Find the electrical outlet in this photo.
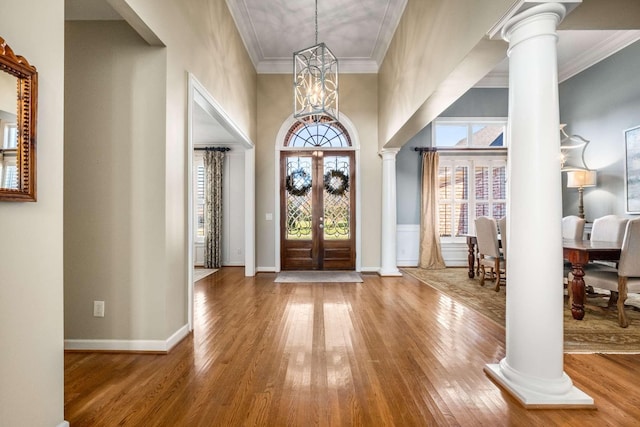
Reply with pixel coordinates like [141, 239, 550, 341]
[93, 300, 105, 317]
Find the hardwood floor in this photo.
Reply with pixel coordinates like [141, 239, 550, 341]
[65, 267, 640, 426]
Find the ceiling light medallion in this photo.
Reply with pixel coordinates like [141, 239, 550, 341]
[293, 0, 339, 123]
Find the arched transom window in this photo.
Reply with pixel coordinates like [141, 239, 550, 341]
[285, 120, 351, 148]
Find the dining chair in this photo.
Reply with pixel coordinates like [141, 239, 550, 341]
[474, 216, 504, 292]
[498, 216, 507, 262]
[581, 218, 640, 327]
[562, 215, 586, 240]
[588, 214, 630, 270]
[590, 215, 629, 242]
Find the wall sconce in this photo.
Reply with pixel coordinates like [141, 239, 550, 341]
[560, 125, 590, 171]
[566, 170, 597, 219]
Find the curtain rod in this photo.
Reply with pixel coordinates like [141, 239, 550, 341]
[413, 147, 507, 153]
[194, 147, 231, 152]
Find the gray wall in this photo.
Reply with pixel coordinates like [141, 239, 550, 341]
[559, 39, 640, 220]
[398, 36, 640, 226]
[396, 88, 509, 224]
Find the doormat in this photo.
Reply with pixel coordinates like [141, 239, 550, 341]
[193, 268, 218, 282]
[275, 271, 363, 283]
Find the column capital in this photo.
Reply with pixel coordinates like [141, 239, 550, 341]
[379, 148, 400, 159]
[487, 1, 580, 40]
[501, 3, 566, 51]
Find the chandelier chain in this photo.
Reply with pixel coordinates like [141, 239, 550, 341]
[315, 0, 318, 45]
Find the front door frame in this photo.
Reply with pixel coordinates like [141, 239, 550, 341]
[274, 114, 361, 272]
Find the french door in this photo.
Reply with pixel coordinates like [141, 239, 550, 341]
[280, 150, 355, 270]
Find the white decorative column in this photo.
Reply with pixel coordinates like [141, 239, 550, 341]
[379, 148, 402, 276]
[484, 3, 593, 407]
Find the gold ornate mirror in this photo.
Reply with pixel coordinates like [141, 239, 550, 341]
[0, 36, 37, 201]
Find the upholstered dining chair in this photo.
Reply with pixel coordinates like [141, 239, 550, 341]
[588, 214, 629, 270]
[581, 218, 640, 327]
[562, 215, 586, 240]
[475, 216, 504, 292]
[590, 215, 629, 242]
[498, 216, 507, 262]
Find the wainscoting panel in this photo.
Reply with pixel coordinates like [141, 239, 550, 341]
[397, 224, 420, 267]
[397, 224, 469, 267]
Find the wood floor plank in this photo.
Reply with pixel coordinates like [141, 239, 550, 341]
[65, 267, 640, 426]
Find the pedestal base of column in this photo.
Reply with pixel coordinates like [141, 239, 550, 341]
[484, 364, 594, 408]
[378, 268, 402, 277]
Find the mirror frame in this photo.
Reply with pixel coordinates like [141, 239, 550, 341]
[0, 36, 37, 201]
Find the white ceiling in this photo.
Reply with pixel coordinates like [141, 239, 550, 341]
[226, 0, 407, 73]
[65, 0, 640, 142]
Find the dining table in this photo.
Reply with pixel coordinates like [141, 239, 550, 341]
[563, 238, 622, 320]
[465, 236, 622, 320]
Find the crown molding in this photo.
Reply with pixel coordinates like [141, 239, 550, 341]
[257, 58, 379, 74]
[225, 0, 261, 69]
[371, 0, 408, 65]
[558, 30, 640, 82]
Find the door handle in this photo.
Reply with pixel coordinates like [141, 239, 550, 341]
[319, 224, 324, 229]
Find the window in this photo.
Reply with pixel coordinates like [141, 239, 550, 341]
[434, 118, 507, 238]
[285, 121, 351, 148]
[194, 156, 205, 242]
[434, 118, 505, 149]
[1, 121, 18, 188]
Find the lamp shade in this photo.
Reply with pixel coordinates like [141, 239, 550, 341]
[566, 170, 597, 188]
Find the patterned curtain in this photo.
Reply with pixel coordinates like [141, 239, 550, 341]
[419, 151, 446, 269]
[203, 150, 225, 268]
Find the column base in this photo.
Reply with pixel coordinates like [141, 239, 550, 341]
[484, 364, 595, 408]
[378, 268, 403, 277]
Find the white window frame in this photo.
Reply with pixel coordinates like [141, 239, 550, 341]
[434, 117, 508, 243]
[433, 117, 508, 150]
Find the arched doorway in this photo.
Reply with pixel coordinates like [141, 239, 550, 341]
[279, 119, 356, 270]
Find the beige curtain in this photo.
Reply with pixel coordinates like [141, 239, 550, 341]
[419, 151, 446, 269]
[203, 150, 225, 269]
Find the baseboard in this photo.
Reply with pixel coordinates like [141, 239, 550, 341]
[64, 324, 190, 353]
[166, 324, 191, 351]
[256, 266, 277, 272]
[360, 266, 381, 273]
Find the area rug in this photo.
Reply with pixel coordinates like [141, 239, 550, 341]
[193, 268, 218, 282]
[275, 271, 363, 283]
[402, 267, 640, 353]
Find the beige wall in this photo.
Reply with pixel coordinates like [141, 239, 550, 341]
[378, 0, 514, 148]
[256, 74, 381, 270]
[118, 0, 257, 334]
[64, 0, 257, 344]
[0, 0, 65, 425]
[65, 21, 168, 340]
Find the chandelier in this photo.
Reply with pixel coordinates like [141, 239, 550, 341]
[293, 0, 339, 123]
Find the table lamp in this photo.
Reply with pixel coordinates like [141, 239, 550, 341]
[566, 170, 597, 219]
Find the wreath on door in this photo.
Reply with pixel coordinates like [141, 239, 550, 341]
[285, 168, 312, 197]
[324, 169, 349, 196]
